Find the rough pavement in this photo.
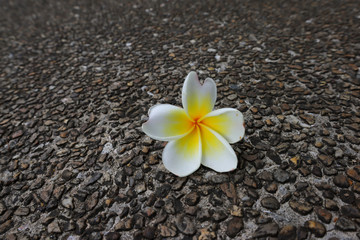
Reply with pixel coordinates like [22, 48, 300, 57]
[1, 0, 360, 239]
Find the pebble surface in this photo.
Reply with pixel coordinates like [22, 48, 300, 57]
[0, 0, 359, 239]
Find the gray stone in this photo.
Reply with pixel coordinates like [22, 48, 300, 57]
[39, 183, 54, 203]
[253, 222, 279, 238]
[85, 192, 99, 211]
[226, 217, 243, 238]
[318, 155, 334, 167]
[48, 221, 61, 233]
[185, 191, 200, 206]
[175, 214, 195, 235]
[261, 196, 280, 210]
[325, 199, 339, 211]
[278, 225, 297, 240]
[289, 200, 313, 215]
[61, 196, 74, 209]
[105, 232, 121, 240]
[143, 226, 156, 239]
[14, 207, 30, 216]
[273, 169, 290, 183]
[135, 182, 146, 194]
[86, 172, 103, 185]
[159, 224, 177, 237]
[347, 167, 360, 181]
[314, 207, 332, 224]
[335, 217, 356, 231]
[0, 220, 12, 234]
[304, 220, 326, 237]
[0, 202, 5, 215]
[61, 169, 74, 180]
[333, 174, 350, 188]
[341, 205, 360, 218]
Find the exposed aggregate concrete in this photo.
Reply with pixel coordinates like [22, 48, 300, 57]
[0, 0, 360, 239]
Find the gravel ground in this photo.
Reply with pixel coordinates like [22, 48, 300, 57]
[1, 0, 360, 239]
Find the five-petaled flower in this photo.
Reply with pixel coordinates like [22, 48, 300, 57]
[142, 71, 245, 177]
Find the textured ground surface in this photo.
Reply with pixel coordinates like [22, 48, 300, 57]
[1, 0, 360, 239]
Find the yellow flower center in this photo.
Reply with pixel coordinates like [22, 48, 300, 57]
[192, 117, 202, 128]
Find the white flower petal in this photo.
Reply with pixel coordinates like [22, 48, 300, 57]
[201, 108, 245, 143]
[142, 104, 193, 141]
[199, 124, 238, 172]
[162, 126, 202, 177]
[182, 71, 217, 120]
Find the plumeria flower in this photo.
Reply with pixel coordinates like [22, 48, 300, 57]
[142, 71, 245, 177]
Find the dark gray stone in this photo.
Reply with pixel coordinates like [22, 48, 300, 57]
[261, 196, 280, 210]
[175, 214, 195, 235]
[253, 222, 279, 238]
[226, 217, 243, 238]
[335, 217, 357, 231]
[86, 172, 103, 185]
[341, 205, 360, 218]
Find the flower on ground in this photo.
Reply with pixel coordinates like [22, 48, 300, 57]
[142, 71, 245, 177]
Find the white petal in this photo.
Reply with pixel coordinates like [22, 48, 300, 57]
[142, 104, 193, 141]
[162, 126, 202, 177]
[201, 108, 245, 143]
[182, 71, 217, 120]
[199, 124, 238, 172]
